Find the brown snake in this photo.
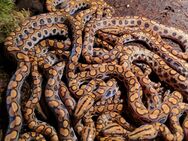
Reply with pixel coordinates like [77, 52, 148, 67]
[3, 0, 188, 140]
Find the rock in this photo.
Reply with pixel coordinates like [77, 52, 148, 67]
[15, 0, 44, 15]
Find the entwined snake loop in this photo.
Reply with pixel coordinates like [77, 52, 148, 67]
[3, 0, 188, 140]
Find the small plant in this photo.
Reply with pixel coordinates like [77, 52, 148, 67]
[0, 0, 30, 43]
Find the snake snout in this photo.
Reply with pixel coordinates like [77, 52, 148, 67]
[81, 126, 96, 141]
[128, 124, 158, 140]
[74, 95, 94, 120]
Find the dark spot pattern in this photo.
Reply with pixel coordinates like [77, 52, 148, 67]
[153, 26, 158, 31]
[144, 23, 149, 28]
[40, 19, 45, 24]
[27, 42, 32, 46]
[172, 32, 177, 36]
[137, 20, 141, 25]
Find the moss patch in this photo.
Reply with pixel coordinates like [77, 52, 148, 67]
[0, 0, 30, 43]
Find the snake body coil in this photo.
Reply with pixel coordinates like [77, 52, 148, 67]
[3, 0, 188, 140]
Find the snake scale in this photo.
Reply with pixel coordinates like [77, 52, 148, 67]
[2, 0, 188, 140]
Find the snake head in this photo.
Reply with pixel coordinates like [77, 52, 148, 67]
[74, 94, 94, 120]
[128, 124, 158, 140]
[102, 122, 129, 137]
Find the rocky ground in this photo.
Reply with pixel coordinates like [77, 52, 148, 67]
[107, 0, 188, 32]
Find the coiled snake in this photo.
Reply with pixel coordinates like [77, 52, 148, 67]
[3, 0, 188, 140]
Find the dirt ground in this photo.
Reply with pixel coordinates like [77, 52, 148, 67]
[107, 0, 188, 32]
[0, 0, 188, 139]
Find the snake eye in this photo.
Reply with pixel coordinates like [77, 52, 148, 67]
[43, 49, 47, 53]
[159, 117, 167, 123]
[106, 91, 111, 97]
[104, 91, 112, 99]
